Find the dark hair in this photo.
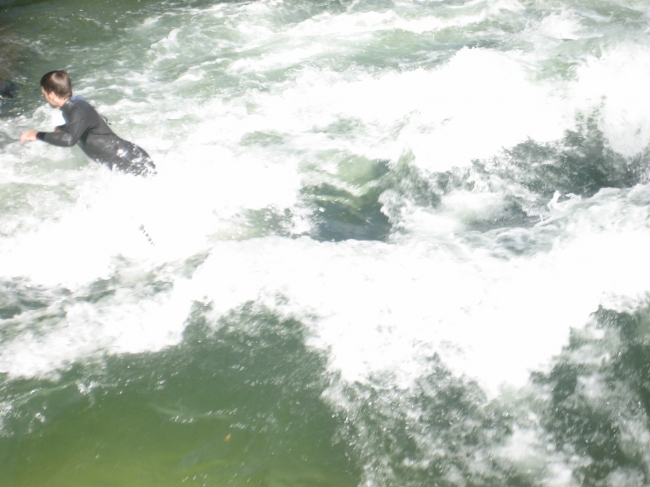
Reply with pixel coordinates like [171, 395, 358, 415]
[40, 70, 72, 98]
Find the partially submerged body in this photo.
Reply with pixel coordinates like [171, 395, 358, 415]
[20, 71, 155, 176]
[38, 96, 155, 176]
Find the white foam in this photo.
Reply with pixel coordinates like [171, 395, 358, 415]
[221, 48, 570, 172]
[0, 284, 192, 379]
[539, 11, 581, 40]
[165, 185, 650, 395]
[572, 46, 650, 157]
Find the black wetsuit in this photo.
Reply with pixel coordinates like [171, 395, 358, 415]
[36, 97, 155, 176]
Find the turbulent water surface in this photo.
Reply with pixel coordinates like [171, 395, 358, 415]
[2, 0, 650, 485]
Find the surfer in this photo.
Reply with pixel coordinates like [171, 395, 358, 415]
[20, 71, 155, 176]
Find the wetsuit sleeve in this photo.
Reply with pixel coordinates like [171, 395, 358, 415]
[39, 105, 85, 147]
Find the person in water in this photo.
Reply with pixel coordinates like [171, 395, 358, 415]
[20, 70, 155, 176]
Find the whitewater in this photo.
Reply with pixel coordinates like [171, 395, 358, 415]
[1, 0, 650, 485]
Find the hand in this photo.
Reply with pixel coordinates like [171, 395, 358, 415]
[20, 130, 38, 144]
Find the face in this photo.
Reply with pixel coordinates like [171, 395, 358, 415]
[41, 87, 65, 108]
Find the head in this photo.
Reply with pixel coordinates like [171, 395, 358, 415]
[40, 70, 72, 108]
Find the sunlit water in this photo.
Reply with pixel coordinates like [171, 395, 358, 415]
[2, 0, 650, 485]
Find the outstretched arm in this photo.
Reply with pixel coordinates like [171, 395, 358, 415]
[20, 126, 64, 144]
[20, 104, 84, 147]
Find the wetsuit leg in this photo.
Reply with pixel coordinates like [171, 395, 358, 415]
[82, 135, 156, 176]
[115, 141, 156, 176]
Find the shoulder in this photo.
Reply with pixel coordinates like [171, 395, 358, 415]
[66, 96, 90, 108]
[63, 96, 96, 116]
